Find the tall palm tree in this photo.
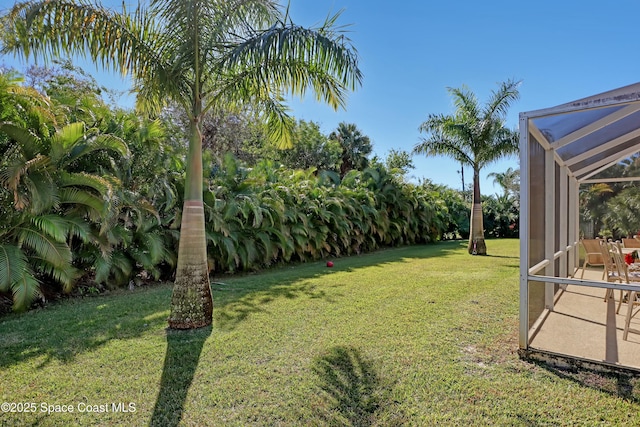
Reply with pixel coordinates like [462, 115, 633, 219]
[2, 0, 361, 328]
[329, 122, 372, 178]
[414, 80, 520, 255]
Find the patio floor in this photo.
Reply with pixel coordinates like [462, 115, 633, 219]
[528, 267, 640, 372]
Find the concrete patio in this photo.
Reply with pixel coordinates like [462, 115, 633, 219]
[528, 267, 640, 372]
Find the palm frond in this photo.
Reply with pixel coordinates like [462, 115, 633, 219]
[111, 250, 133, 282]
[17, 225, 72, 268]
[77, 133, 130, 161]
[94, 254, 111, 285]
[0, 121, 42, 158]
[483, 79, 521, 120]
[138, 231, 168, 265]
[0, 244, 29, 292]
[413, 115, 474, 165]
[23, 171, 58, 214]
[11, 270, 41, 312]
[6, 1, 169, 109]
[60, 214, 93, 243]
[30, 256, 78, 291]
[59, 171, 113, 198]
[220, 17, 361, 108]
[0, 151, 52, 211]
[5, 1, 140, 70]
[58, 187, 106, 216]
[94, 250, 132, 287]
[52, 124, 129, 167]
[30, 214, 71, 243]
[133, 198, 161, 228]
[447, 85, 479, 120]
[50, 122, 84, 160]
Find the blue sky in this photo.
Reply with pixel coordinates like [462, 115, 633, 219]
[3, 0, 640, 194]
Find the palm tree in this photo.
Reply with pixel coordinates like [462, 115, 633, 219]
[414, 80, 520, 255]
[2, 0, 361, 328]
[487, 167, 520, 198]
[329, 122, 372, 178]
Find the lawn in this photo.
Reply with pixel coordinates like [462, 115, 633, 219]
[1, 239, 639, 426]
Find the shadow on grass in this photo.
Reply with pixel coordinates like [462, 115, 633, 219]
[0, 241, 464, 367]
[215, 280, 331, 330]
[532, 360, 640, 403]
[0, 285, 173, 369]
[212, 241, 463, 331]
[486, 254, 519, 259]
[309, 346, 406, 426]
[150, 326, 212, 427]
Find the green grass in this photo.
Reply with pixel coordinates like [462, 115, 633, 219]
[1, 239, 639, 426]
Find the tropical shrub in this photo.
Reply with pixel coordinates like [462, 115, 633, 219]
[0, 120, 128, 310]
[201, 156, 449, 273]
[421, 180, 469, 240]
[482, 193, 519, 238]
[602, 186, 640, 238]
[0, 70, 181, 310]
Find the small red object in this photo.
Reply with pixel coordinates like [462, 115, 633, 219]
[326, 261, 334, 267]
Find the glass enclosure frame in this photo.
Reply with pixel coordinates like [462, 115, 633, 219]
[519, 82, 640, 371]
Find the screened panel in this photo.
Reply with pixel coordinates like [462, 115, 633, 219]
[528, 134, 546, 328]
[531, 106, 624, 144]
[555, 110, 640, 165]
[572, 136, 640, 177]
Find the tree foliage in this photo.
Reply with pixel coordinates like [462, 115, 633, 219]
[329, 122, 372, 178]
[385, 149, 415, 176]
[269, 120, 341, 172]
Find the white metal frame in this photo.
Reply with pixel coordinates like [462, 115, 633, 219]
[519, 82, 640, 367]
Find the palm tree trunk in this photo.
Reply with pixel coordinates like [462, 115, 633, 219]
[468, 168, 487, 255]
[168, 115, 213, 329]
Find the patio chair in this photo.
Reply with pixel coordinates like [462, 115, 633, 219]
[580, 238, 605, 279]
[608, 242, 640, 340]
[622, 238, 640, 248]
[623, 288, 640, 340]
[601, 240, 624, 311]
[609, 242, 640, 318]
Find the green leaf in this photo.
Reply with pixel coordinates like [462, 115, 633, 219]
[0, 244, 29, 292]
[17, 226, 72, 268]
[31, 214, 71, 243]
[59, 187, 106, 216]
[11, 271, 41, 312]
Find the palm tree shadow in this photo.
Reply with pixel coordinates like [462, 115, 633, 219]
[311, 346, 379, 426]
[309, 346, 406, 426]
[150, 326, 212, 427]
